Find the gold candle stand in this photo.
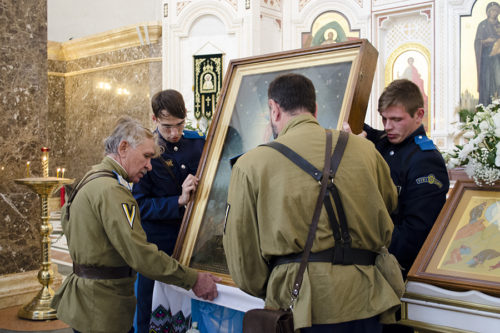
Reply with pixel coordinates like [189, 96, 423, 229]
[14, 177, 74, 320]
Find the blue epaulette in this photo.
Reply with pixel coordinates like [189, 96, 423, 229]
[414, 135, 436, 151]
[112, 170, 133, 191]
[183, 129, 205, 139]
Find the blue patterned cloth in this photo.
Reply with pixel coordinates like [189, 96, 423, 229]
[149, 305, 191, 333]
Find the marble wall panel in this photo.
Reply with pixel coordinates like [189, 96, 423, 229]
[48, 59, 67, 73]
[0, 0, 48, 275]
[48, 62, 67, 169]
[63, 57, 161, 181]
[148, 59, 162, 98]
[0, 193, 41, 274]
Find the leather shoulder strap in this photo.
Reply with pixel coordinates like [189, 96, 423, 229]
[65, 170, 116, 219]
[261, 131, 350, 183]
[329, 131, 349, 178]
[258, 131, 350, 308]
[260, 141, 322, 182]
[291, 131, 349, 308]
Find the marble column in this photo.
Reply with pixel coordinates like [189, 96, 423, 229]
[0, 0, 48, 276]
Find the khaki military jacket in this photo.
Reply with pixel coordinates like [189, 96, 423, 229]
[51, 157, 198, 333]
[223, 114, 400, 329]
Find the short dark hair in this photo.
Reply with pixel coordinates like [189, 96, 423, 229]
[487, 2, 500, 13]
[268, 73, 316, 114]
[151, 89, 186, 119]
[378, 79, 423, 117]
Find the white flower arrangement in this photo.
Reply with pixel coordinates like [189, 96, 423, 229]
[185, 114, 210, 137]
[445, 99, 500, 186]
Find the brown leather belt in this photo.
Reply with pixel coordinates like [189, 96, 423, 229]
[73, 263, 135, 279]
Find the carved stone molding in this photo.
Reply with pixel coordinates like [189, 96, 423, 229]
[48, 22, 162, 61]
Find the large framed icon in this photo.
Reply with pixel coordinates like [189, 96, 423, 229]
[173, 39, 378, 285]
[408, 179, 500, 297]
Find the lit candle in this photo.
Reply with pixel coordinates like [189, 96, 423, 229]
[26, 161, 30, 177]
[62, 168, 66, 178]
[56, 168, 61, 178]
[41, 147, 50, 178]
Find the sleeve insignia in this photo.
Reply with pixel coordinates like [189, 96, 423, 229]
[416, 174, 443, 188]
[223, 203, 230, 234]
[122, 203, 136, 228]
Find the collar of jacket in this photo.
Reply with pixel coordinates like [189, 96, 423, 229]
[155, 129, 186, 149]
[102, 156, 129, 182]
[278, 113, 319, 137]
[388, 124, 426, 147]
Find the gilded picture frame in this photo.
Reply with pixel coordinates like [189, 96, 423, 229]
[173, 40, 378, 285]
[408, 179, 500, 297]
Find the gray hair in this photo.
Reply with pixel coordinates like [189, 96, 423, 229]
[104, 116, 159, 155]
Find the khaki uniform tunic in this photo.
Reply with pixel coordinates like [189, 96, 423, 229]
[223, 114, 401, 329]
[52, 157, 198, 333]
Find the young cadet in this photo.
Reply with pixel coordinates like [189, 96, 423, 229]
[363, 79, 449, 279]
[353, 79, 450, 333]
[132, 90, 205, 333]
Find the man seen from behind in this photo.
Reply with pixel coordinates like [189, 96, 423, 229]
[223, 73, 402, 333]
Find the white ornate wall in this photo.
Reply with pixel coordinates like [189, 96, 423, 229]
[436, 0, 477, 149]
[372, 3, 434, 131]
[162, 0, 286, 120]
[161, 0, 484, 150]
[162, 0, 243, 115]
[260, 0, 283, 54]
